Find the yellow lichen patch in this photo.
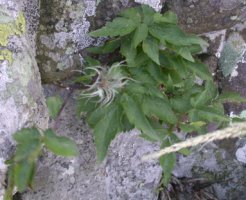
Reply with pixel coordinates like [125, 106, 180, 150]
[0, 49, 13, 64]
[0, 12, 26, 64]
[0, 12, 26, 46]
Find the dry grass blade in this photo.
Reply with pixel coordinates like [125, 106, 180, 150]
[142, 122, 246, 161]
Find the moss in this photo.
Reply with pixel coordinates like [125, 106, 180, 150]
[0, 12, 26, 64]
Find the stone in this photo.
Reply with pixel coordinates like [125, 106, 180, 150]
[22, 86, 162, 200]
[0, 0, 48, 199]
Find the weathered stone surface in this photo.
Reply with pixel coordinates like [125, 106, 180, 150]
[36, 0, 99, 83]
[0, 0, 48, 199]
[166, 0, 246, 33]
[172, 138, 246, 200]
[22, 86, 162, 200]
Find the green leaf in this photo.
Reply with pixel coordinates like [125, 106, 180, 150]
[76, 98, 97, 116]
[14, 128, 41, 143]
[132, 23, 148, 48]
[142, 96, 177, 124]
[153, 11, 178, 24]
[87, 103, 115, 127]
[89, 17, 137, 37]
[46, 96, 63, 119]
[121, 93, 161, 141]
[159, 140, 176, 185]
[44, 129, 79, 157]
[142, 37, 160, 65]
[180, 121, 206, 132]
[141, 4, 155, 25]
[149, 23, 207, 47]
[217, 92, 246, 103]
[93, 104, 123, 161]
[119, 7, 141, 25]
[87, 39, 121, 54]
[14, 140, 42, 162]
[83, 56, 101, 66]
[184, 61, 212, 81]
[177, 47, 194, 62]
[196, 107, 229, 122]
[14, 161, 34, 192]
[170, 95, 191, 113]
[120, 37, 137, 66]
[159, 153, 176, 185]
[191, 81, 217, 108]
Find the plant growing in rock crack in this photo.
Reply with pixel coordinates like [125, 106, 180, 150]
[4, 96, 79, 200]
[77, 4, 246, 185]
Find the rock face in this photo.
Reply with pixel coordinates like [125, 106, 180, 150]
[22, 86, 162, 200]
[1, 0, 246, 200]
[0, 0, 48, 199]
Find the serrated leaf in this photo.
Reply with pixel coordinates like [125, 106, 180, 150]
[142, 37, 160, 64]
[14, 128, 41, 143]
[196, 107, 229, 122]
[89, 17, 137, 37]
[142, 96, 177, 124]
[44, 129, 79, 157]
[217, 92, 246, 103]
[76, 98, 97, 116]
[87, 39, 121, 54]
[14, 140, 42, 162]
[120, 37, 137, 66]
[154, 11, 178, 24]
[87, 103, 115, 127]
[14, 161, 34, 192]
[177, 47, 194, 62]
[141, 4, 155, 25]
[132, 23, 148, 48]
[119, 7, 141, 25]
[170, 95, 191, 113]
[121, 93, 161, 141]
[93, 104, 122, 161]
[180, 121, 206, 132]
[159, 140, 176, 185]
[160, 153, 176, 184]
[83, 56, 101, 66]
[149, 23, 207, 47]
[191, 81, 217, 108]
[46, 96, 63, 119]
[184, 61, 212, 81]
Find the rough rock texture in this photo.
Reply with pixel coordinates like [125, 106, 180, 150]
[166, 0, 246, 33]
[22, 86, 162, 200]
[172, 138, 246, 200]
[0, 0, 48, 199]
[2, 0, 246, 200]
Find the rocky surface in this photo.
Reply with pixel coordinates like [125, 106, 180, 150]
[22, 86, 162, 200]
[0, 0, 48, 199]
[1, 0, 246, 200]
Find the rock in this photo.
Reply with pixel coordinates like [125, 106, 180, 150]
[173, 140, 246, 200]
[22, 86, 162, 200]
[166, 0, 246, 33]
[0, 0, 48, 199]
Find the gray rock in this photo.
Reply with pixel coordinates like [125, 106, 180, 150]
[22, 86, 162, 200]
[0, 0, 48, 198]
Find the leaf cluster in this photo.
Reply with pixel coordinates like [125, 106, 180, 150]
[4, 97, 78, 200]
[78, 5, 246, 185]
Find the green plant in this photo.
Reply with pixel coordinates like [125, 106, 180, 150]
[4, 96, 78, 200]
[77, 5, 246, 185]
